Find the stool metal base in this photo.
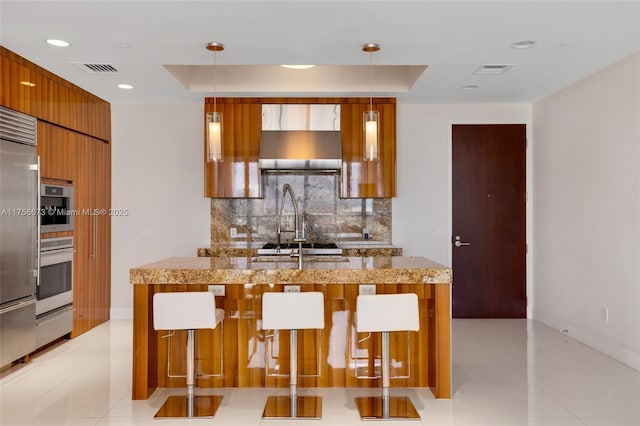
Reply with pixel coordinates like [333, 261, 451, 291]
[154, 395, 223, 419]
[354, 396, 420, 421]
[262, 395, 322, 420]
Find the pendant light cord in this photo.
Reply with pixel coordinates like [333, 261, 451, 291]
[369, 50, 373, 111]
[213, 50, 217, 112]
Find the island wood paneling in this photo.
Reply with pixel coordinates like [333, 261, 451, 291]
[132, 285, 158, 400]
[132, 283, 451, 399]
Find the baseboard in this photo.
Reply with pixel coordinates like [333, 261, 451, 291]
[110, 308, 133, 320]
[533, 307, 640, 371]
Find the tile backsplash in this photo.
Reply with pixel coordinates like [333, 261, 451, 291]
[211, 173, 391, 245]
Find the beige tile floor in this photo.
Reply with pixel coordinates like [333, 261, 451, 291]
[1, 319, 639, 425]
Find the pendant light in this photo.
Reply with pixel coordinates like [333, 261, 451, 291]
[206, 42, 224, 162]
[363, 43, 380, 161]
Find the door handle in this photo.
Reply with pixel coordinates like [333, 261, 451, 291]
[454, 236, 470, 247]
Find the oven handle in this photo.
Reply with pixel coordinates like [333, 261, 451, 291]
[40, 248, 74, 267]
[36, 305, 73, 326]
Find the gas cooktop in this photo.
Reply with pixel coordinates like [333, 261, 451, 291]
[257, 242, 342, 256]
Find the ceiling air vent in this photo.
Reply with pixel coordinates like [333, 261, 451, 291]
[474, 64, 513, 75]
[71, 62, 119, 74]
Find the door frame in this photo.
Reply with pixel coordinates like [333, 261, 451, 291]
[447, 119, 533, 318]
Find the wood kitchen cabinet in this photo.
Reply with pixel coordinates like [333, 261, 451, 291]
[3, 46, 112, 338]
[37, 121, 77, 182]
[1, 47, 111, 141]
[38, 126, 111, 337]
[340, 98, 397, 198]
[203, 97, 396, 198]
[204, 98, 262, 198]
[73, 135, 111, 337]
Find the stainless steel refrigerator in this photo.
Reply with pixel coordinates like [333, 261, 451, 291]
[0, 106, 38, 367]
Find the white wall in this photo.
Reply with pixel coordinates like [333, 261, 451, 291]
[533, 53, 640, 370]
[393, 103, 532, 266]
[110, 104, 210, 319]
[109, 103, 533, 318]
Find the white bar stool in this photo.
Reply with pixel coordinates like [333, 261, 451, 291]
[153, 291, 225, 419]
[261, 291, 325, 420]
[354, 293, 421, 421]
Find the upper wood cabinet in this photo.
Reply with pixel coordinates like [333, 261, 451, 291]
[203, 97, 396, 199]
[204, 98, 262, 198]
[340, 98, 396, 198]
[1, 47, 111, 141]
[37, 121, 77, 182]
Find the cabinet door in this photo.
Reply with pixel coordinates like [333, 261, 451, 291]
[204, 100, 261, 198]
[37, 122, 76, 182]
[73, 135, 110, 337]
[73, 135, 94, 336]
[340, 100, 396, 198]
[94, 140, 111, 322]
[1, 56, 29, 114]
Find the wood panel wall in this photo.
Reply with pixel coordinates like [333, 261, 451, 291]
[1, 46, 112, 338]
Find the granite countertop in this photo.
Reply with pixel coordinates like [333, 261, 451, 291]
[130, 256, 451, 285]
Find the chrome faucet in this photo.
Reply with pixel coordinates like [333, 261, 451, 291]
[276, 183, 306, 268]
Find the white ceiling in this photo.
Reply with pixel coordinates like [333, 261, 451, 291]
[1, 1, 639, 104]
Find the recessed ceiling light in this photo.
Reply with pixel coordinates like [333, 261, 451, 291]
[20, 81, 36, 87]
[118, 84, 134, 90]
[46, 39, 70, 47]
[281, 65, 315, 70]
[462, 85, 479, 91]
[511, 40, 535, 49]
[118, 43, 130, 48]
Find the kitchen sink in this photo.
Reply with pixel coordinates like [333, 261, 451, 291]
[257, 242, 342, 256]
[251, 256, 349, 263]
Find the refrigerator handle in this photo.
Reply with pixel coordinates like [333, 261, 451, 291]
[36, 155, 41, 286]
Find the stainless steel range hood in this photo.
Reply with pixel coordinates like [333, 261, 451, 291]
[259, 104, 342, 171]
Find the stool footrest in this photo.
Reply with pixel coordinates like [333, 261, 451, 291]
[262, 395, 322, 420]
[354, 396, 420, 421]
[154, 395, 223, 419]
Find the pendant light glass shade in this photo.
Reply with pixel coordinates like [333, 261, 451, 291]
[206, 111, 223, 162]
[362, 43, 380, 161]
[363, 110, 379, 161]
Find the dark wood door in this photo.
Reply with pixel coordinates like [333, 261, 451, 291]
[452, 124, 526, 318]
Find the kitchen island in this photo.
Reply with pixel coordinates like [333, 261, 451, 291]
[130, 256, 451, 400]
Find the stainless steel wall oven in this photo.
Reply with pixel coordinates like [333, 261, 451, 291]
[37, 236, 73, 346]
